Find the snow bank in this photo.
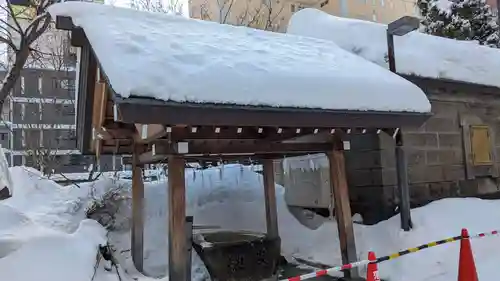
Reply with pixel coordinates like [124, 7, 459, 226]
[5, 165, 500, 281]
[111, 165, 500, 281]
[0, 167, 108, 281]
[0, 144, 12, 197]
[48, 2, 430, 113]
[109, 164, 337, 279]
[287, 8, 500, 88]
[0, 219, 107, 281]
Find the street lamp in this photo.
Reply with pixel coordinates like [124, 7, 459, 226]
[386, 16, 419, 232]
[386, 16, 420, 72]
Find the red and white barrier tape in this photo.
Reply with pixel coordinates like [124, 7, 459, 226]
[279, 259, 370, 281]
[470, 229, 500, 239]
[280, 228, 500, 281]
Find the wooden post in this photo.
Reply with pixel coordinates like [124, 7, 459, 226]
[395, 131, 412, 231]
[131, 146, 145, 273]
[185, 216, 194, 281]
[327, 141, 358, 278]
[262, 159, 279, 238]
[168, 155, 188, 281]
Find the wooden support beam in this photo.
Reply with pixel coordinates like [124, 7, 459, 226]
[131, 146, 145, 273]
[395, 131, 412, 231]
[327, 141, 358, 278]
[168, 155, 188, 281]
[262, 159, 279, 239]
[135, 124, 168, 142]
[165, 126, 320, 141]
[152, 141, 333, 156]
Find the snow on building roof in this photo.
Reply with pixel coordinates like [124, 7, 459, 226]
[47, 2, 431, 113]
[287, 8, 500, 89]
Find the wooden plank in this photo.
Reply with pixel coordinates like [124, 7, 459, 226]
[185, 216, 194, 281]
[117, 99, 431, 129]
[152, 141, 333, 156]
[91, 68, 108, 158]
[395, 132, 412, 231]
[327, 142, 358, 278]
[131, 146, 145, 273]
[134, 124, 167, 142]
[262, 159, 279, 238]
[168, 155, 188, 281]
[470, 125, 493, 166]
[459, 114, 475, 180]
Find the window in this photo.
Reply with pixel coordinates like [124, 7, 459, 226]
[470, 125, 493, 166]
[40, 130, 43, 147]
[20, 103, 25, 121]
[68, 154, 85, 166]
[39, 103, 42, 121]
[61, 104, 75, 116]
[20, 76, 25, 95]
[0, 133, 6, 141]
[21, 130, 26, 147]
[38, 77, 43, 95]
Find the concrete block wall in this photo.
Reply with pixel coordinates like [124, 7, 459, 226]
[275, 77, 500, 225]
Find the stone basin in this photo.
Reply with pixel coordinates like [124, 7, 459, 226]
[192, 230, 281, 281]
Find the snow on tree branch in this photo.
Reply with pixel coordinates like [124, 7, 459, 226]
[418, 0, 500, 47]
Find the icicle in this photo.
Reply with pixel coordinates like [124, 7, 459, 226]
[219, 162, 224, 180]
[282, 157, 289, 175]
[201, 169, 205, 189]
[193, 168, 197, 182]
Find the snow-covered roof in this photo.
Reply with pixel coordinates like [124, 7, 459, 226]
[48, 2, 431, 113]
[287, 8, 500, 89]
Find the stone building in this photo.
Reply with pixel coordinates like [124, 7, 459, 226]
[280, 9, 500, 224]
[279, 76, 500, 224]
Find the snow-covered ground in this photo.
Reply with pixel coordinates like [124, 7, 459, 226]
[2, 164, 500, 281]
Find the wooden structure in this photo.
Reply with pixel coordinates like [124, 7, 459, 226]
[55, 14, 431, 280]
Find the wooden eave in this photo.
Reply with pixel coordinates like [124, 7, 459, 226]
[113, 96, 431, 129]
[56, 15, 432, 160]
[401, 74, 500, 96]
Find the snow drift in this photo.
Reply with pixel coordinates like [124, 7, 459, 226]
[0, 144, 12, 198]
[2, 165, 500, 281]
[287, 8, 500, 89]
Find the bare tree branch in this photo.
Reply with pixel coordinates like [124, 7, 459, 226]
[0, 0, 53, 120]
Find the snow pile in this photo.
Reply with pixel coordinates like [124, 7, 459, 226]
[3, 165, 500, 281]
[106, 164, 500, 281]
[0, 219, 107, 281]
[287, 8, 500, 88]
[0, 144, 12, 197]
[0, 169, 108, 281]
[48, 2, 430, 113]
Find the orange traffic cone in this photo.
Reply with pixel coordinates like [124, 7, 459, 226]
[366, 251, 380, 281]
[458, 228, 478, 281]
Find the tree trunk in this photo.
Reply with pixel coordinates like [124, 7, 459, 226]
[0, 48, 31, 116]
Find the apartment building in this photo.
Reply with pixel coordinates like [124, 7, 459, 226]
[190, 0, 419, 31]
[3, 0, 122, 173]
[5, 68, 121, 173]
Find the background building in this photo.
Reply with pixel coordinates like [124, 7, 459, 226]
[189, 0, 419, 31]
[1, 0, 121, 173]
